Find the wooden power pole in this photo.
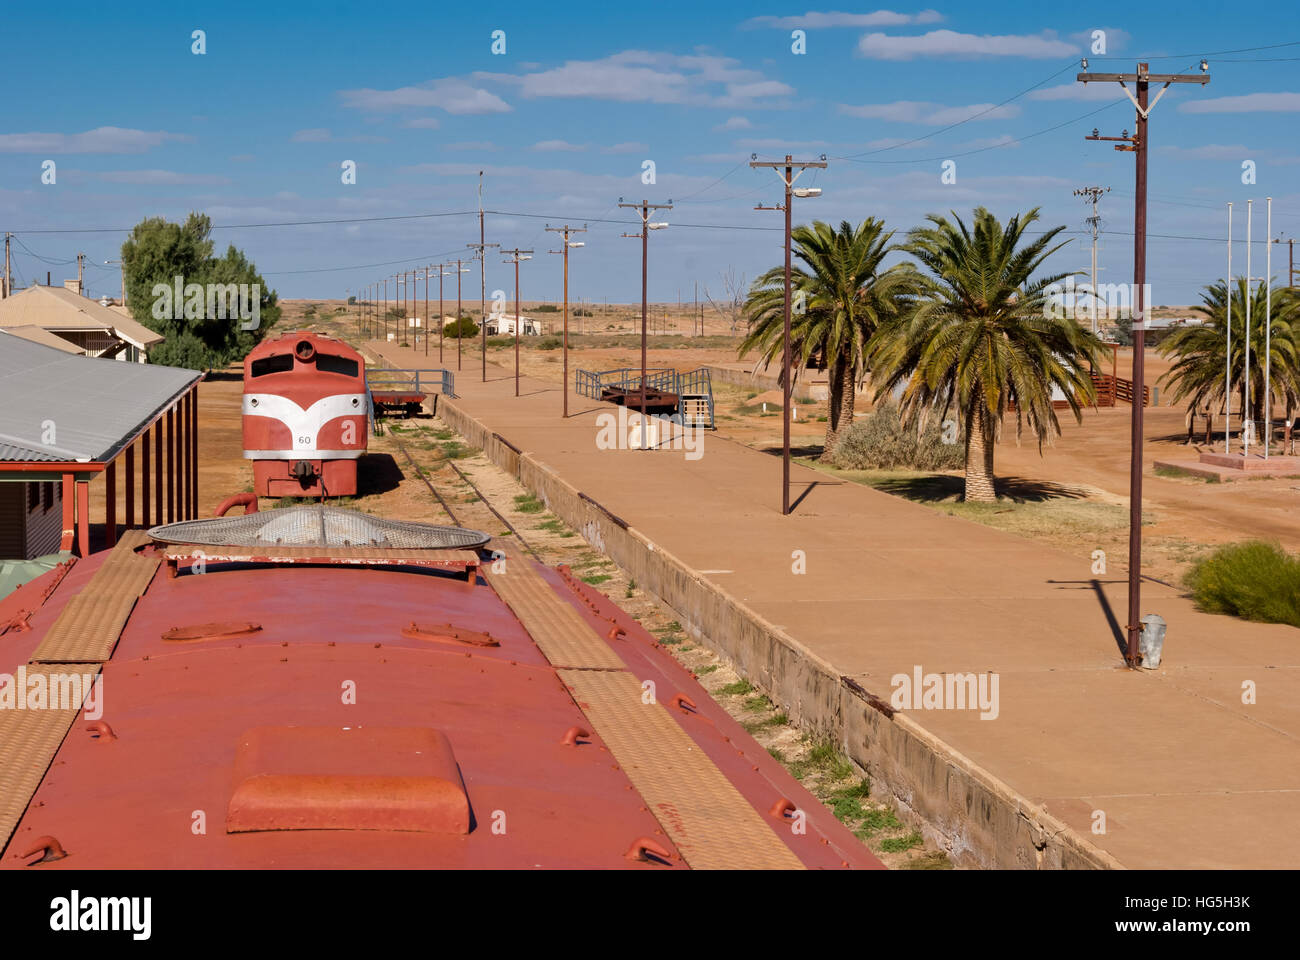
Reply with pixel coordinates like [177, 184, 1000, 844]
[1079, 59, 1210, 667]
[750, 154, 827, 516]
[546, 224, 587, 418]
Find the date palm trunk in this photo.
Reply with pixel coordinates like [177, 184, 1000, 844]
[820, 355, 857, 462]
[964, 399, 996, 502]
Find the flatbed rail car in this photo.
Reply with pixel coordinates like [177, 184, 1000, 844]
[242, 332, 368, 498]
[365, 368, 455, 427]
[0, 505, 881, 870]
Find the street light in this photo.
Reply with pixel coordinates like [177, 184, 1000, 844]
[618, 198, 674, 452]
[750, 153, 827, 515]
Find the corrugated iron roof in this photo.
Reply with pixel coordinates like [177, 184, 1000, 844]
[0, 285, 163, 347]
[0, 336, 200, 463]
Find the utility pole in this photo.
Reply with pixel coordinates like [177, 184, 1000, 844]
[546, 224, 587, 417]
[618, 199, 673, 453]
[1073, 186, 1109, 332]
[451, 258, 469, 372]
[1246, 199, 1254, 456]
[423, 267, 430, 357]
[436, 264, 447, 364]
[501, 249, 534, 397]
[2, 233, 11, 298]
[1226, 203, 1233, 455]
[750, 154, 826, 516]
[383, 277, 389, 342]
[1266, 197, 1273, 460]
[1079, 58, 1210, 667]
[468, 239, 499, 381]
[76, 252, 84, 294]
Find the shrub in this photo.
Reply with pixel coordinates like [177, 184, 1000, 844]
[1184, 540, 1300, 627]
[831, 400, 964, 471]
[444, 317, 479, 339]
[537, 336, 562, 350]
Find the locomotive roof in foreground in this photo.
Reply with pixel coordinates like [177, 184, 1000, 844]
[0, 530, 881, 870]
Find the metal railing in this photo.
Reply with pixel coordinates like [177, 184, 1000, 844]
[366, 368, 455, 398]
[573, 366, 715, 428]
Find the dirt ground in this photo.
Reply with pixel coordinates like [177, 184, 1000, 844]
[279, 299, 1300, 590]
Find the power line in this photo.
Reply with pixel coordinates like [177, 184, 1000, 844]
[9, 210, 477, 235]
[834, 100, 1126, 165]
[1089, 39, 1300, 61]
[838, 59, 1080, 160]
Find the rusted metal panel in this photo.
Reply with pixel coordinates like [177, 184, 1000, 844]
[226, 726, 470, 834]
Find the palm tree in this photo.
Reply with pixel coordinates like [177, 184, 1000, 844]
[740, 218, 918, 460]
[1159, 278, 1300, 440]
[868, 207, 1101, 503]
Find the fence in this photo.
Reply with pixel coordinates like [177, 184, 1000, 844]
[574, 367, 715, 428]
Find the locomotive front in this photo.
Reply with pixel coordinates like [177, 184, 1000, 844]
[241, 332, 368, 497]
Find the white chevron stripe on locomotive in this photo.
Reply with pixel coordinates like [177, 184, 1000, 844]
[242, 393, 367, 455]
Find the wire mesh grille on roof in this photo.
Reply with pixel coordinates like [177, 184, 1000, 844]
[147, 505, 490, 550]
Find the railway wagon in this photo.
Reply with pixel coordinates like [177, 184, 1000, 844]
[242, 332, 367, 497]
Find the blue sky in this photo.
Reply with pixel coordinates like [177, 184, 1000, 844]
[2, 1, 1298, 307]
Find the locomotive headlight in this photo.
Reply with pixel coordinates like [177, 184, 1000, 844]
[352, 398, 359, 407]
[250, 398, 258, 407]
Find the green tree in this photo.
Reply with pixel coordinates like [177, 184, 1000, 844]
[1159, 278, 1300, 432]
[444, 316, 479, 339]
[741, 218, 919, 460]
[869, 207, 1101, 502]
[121, 213, 278, 368]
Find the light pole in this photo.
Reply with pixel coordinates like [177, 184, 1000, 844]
[468, 241, 500, 382]
[1226, 203, 1233, 454]
[618, 199, 673, 453]
[450, 259, 470, 372]
[104, 259, 125, 306]
[546, 224, 587, 417]
[1266, 196, 1273, 459]
[1079, 58, 1211, 666]
[502, 249, 534, 397]
[750, 154, 826, 515]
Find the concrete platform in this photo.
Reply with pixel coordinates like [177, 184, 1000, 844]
[370, 341, 1300, 869]
[1154, 452, 1300, 481]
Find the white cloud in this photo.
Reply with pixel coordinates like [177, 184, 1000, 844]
[736, 138, 831, 150]
[602, 141, 649, 154]
[1180, 92, 1300, 114]
[1069, 26, 1130, 52]
[839, 100, 1020, 124]
[531, 139, 587, 152]
[96, 169, 232, 185]
[404, 117, 441, 129]
[715, 116, 753, 131]
[858, 29, 1077, 60]
[290, 128, 388, 143]
[1028, 82, 1126, 102]
[340, 79, 511, 114]
[1158, 143, 1259, 160]
[515, 51, 791, 107]
[744, 9, 942, 29]
[0, 127, 191, 154]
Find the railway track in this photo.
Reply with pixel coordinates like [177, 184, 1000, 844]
[384, 419, 543, 563]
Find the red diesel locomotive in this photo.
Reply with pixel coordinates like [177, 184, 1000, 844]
[241, 332, 367, 497]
